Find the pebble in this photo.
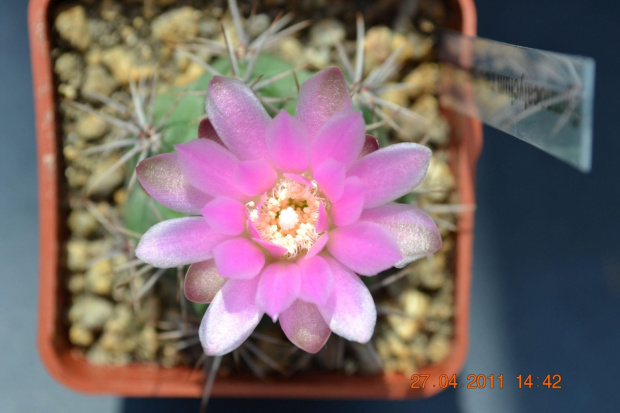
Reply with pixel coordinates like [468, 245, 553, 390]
[386, 290, 430, 340]
[310, 19, 346, 47]
[418, 157, 455, 202]
[402, 31, 433, 61]
[136, 325, 158, 361]
[403, 63, 439, 98]
[54, 5, 91, 51]
[427, 300, 453, 322]
[305, 47, 330, 69]
[82, 65, 118, 99]
[152, 7, 200, 43]
[105, 304, 133, 334]
[75, 113, 109, 141]
[173, 61, 205, 87]
[402, 290, 431, 318]
[67, 239, 89, 272]
[364, 26, 392, 73]
[67, 274, 86, 294]
[410, 334, 429, 366]
[68, 209, 99, 237]
[199, 18, 220, 38]
[85, 259, 114, 296]
[54, 53, 83, 88]
[248, 14, 271, 38]
[87, 154, 126, 197]
[69, 295, 114, 330]
[102, 46, 155, 85]
[69, 324, 94, 347]
[277, 37, 305, 67]
[161, 344, 181, 368]
[100, 0, 121, 21]
[379, 83, 410, 108]
[427, 335, 451, 363]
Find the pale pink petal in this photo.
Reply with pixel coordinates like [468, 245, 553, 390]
[235, 159, 277, 196]
[348, 143, 431, 208]
[201, 196, 247, 236]
[213, 237, 265, 279]
[360, 203, 442, 268]
[319, 256, 376, 343]
[247, 212, 261, 238]
[313, 159, 345, 201]
[316, 201, 329, 233]
[330, 177, 365, 227]
[252, 238, 288, 257]
[306, 232, 328, 259]
[136, 217, 228, 268]
[280, 300, 331, 353]
[327, 221, 402, 276]
[266, 110, 309, 173]
[297, 255, 333, 305]
[295, 67, 353, 140]
[206, 76, 270, 161]
[136, 153, 212, 214]
[310, 111, 365, 170]
[184, 260, 227, 303]
[283, 173, 313, 187]
[199, 277, 263, 356]
[198, 118, 225, 147]
[175, 139, 246, 200]
[359, 134, 380, 158]
[256, 263, 301, 321]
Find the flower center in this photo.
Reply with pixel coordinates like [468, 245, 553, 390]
[249, 178, 324, 258]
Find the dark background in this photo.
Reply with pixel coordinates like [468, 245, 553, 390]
[1, 0, 619, 411]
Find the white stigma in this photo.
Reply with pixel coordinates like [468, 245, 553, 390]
[278, 207, 299, 231]
[249, 178, 326, 258]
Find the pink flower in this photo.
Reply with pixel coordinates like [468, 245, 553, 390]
[135, 67, 442, 355]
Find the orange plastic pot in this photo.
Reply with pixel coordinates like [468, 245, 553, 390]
[30, 0, 482, 399]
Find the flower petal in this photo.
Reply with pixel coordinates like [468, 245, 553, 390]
[175, 139, 246, 200]
[266, 110, 309, 173]
[310, 111, 365, 170]
[319, 256, 376, 343]
[283, 173, 313, 186]
[184, 260, 227, 303]
[136, 153, 211, 214]
[198, 118, 225, 147]
[199, 277, 263, 356]
[213, 237, 265, 279]
[256, 263, 301, 321]
[280, 300, 331, 353]
[313, 159, 345, 201]
[359, 134, 380, 158]
[206, 76, 270, 161]
[298, 255, 333, 305]
[316, 201, 329, 233]
[202, 196, 247, 236]
[327, 221, 402, 276]
[136, 217, 228, 268]
[296, 67, 353, 140]
[330, 177, 365, 227]
[306, 232, 328, 259]
[360, 203, 442, 267]
[235, 159, 278, 196]
[252, 238, 288, 257]
[348, 143, 431, 208]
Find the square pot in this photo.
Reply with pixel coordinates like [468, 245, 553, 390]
[30, 0, 482, 399]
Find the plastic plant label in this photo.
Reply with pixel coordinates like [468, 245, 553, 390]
[438, 29, 595, 172]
